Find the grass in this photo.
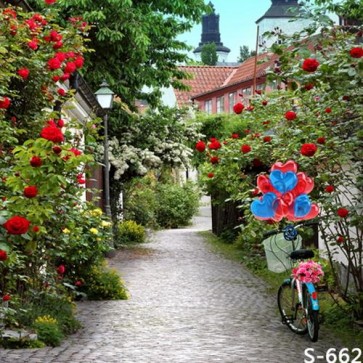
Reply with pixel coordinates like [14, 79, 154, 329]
[200, 230, 363, 348]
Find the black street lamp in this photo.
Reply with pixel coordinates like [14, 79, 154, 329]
[95, 80, 114, 218]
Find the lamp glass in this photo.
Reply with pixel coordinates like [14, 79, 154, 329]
[95, 81, 114, 110]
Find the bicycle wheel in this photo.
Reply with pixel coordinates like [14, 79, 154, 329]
[304, 287, 319, 342]
[277, 280, 307, 335]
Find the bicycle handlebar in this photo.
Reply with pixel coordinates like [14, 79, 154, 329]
[262, 221, 319, 238]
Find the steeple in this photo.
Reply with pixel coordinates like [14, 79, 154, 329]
[193, 2, 230, 63]
[256, 0, 311, 51]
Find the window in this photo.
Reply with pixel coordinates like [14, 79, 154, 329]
[242, 87, 251, 96]
[216, 96, 224, 113]
[228, 92, 236, 113]
[205, 100, 212, 114]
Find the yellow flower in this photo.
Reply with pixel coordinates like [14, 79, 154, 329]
[101, 221, 112, 227]
[62, 228, 70, 234]
[90, 208, 103, 217]
[90, 228, 99, 235]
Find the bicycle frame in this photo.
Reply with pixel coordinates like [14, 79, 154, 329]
[288, 277, 320, 312]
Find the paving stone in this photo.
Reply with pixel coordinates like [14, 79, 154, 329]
[0, 198, 343, 362]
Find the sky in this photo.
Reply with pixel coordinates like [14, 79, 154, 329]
[178, 0, 273, 63]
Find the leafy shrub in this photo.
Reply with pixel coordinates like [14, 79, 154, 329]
[81, 263, 128, 300]
[115, 220, 146, 247]
[33, 315, 64, 347]
[123, 176, 158, 227]
[155, 181, 200, 228]
[18, 291, 81, 336]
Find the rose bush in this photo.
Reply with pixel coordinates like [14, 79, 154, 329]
[193, 2, 363, 318]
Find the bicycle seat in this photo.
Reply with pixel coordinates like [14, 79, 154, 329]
[289, 249, 314, 260]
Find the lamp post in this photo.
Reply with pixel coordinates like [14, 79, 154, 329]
[95, 80, 114, 218]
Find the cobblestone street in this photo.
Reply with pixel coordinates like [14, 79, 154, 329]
[0, 200, 342, 363]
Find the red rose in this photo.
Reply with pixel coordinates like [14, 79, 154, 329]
[337, 236, 345, 243]
[33, 226, 40, 233]
[28, 39, 38, 50]
[300, 143, 317, 157]
[41, 126, 64, 143]
[60, 73, 70, 81]
[52, 75, 60, 82]
[207, 172, 214, 178]
[57, 119, 65, 128]
[246, 105, 254, 112]
[337, 208, 349, 218]
[57, 88, 66, 96]
[0, 250, 8, 261]
[210, 156, 219, 164]
[244, 129, 250, 135]
[302, 58, 320, 72]
[74, 56, 84, 69]
[77, 177, 86, 184]
[349, 47, 363, 58]
[45, 0, 57, 5]
[231, 133, 239, 139]
[30, 156, 42, 167]
[233, 102, 244, 114]
[48, 57, 62, 70]
[3, 216, 30, 235]
[208, 139, 221, 150]
[325, 107, 332, 113]
[342, 95, 350, 101]
[304, 83, 314, 91]
[69, 148, 82, 156]
[252, 158, 263, 167]
[263, 136, 272, 143]
[23, 185, 38, 198]
[17, 68, 30, 79]
[50, 30, 62, 42]
[53, 41, 63, 50]
[0, 97, 11, 109]
[55, 52, 67, 62]
[75, 280, 83, 287]
[57, 264, 65, 274]
[2, 294, 11, 302]
[317, 137, 326, 144]
[325, 185, 334, 193]
[285, 110, 297, 121]
[64, 62, 76, 74]
[52, 145, 62, 154]
[195, 140, 206, 152]
[241, 144, 251, 154]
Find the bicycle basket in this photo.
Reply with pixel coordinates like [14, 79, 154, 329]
[262, 233, 302, 273]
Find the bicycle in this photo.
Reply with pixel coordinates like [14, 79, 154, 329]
[263, 222, 323, 342]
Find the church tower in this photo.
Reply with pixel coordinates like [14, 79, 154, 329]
[193, 2, 230, 63]
[256, 0, 312, 51]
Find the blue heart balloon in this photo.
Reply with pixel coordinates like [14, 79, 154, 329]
[251, 192, 278, 218]
[270, 170, 298, 194]
[294, 194, 312, 218]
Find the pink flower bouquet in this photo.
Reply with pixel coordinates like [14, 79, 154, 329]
[292, 260, 324, 284]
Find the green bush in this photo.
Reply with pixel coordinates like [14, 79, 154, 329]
[81, 263, 129, 300]
[123, 176, 158, 227]
[17, 291, 81, 337]
[155, 181, 200, 228]
[115, 220, 146, 247]
[33, 315, 64, 347]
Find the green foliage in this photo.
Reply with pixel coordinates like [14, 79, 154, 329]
[201, 43, 218, 65]
[123, 176, 158, 227]
[81, 263, 128, 301]
[28, 0, 209, 108]
[115, 220, 146, 247]
[33, 315, 64, 347]
[237, 45, 256, 63]
[155, 181, 200, 228]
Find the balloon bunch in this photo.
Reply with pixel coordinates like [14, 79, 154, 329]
[250, 160, 319, 222]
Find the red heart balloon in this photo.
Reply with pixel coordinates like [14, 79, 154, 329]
[291, 172, 314, 196]
[271, 160, 298, 173]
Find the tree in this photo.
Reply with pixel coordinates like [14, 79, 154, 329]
[201, 42, 218, 65]
[27, 0, 209, 108]
[237, 45, 256, 63]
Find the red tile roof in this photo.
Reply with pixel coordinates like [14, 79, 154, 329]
[175, 66, 238, 107]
